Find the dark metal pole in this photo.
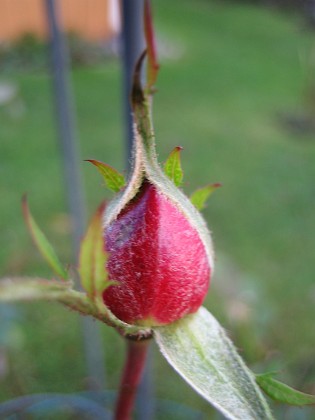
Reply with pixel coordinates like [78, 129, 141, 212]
[121, 1, 155, 418]
[44, 0, 105, 389]
[121, 0, 145, 170]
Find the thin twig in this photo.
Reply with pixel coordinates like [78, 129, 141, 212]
[115, 338, 151, 420]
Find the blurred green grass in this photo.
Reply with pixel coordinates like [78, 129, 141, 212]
[1, 0, 315, 417]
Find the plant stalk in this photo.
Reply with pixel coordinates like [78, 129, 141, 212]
[115, 338, 151, 420]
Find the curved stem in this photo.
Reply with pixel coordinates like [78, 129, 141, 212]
[115, 338, 150, 420]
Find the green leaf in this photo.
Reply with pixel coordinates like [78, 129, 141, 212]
[22, 196, 68, 280]
[78, 202, 111, 298]
[164, 146, 184, 187]
[154, 307, 273, 420]
[190, 183, 221, 210]
[256, 373, 315, 406]
[86, 159, 125, 193]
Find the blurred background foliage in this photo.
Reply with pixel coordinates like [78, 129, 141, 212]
[1, 0, 315, 418]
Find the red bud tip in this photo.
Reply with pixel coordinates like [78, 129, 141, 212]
[144, 0, 160, 91]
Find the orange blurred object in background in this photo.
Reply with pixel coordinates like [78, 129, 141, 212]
[0, 0, 120, 42]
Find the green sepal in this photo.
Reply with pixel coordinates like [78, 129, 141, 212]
[190, 183, 221, 210]
[22, 196, 68, 280]
[78, 201, 113, 299]
[256, 372, 315, 406]
[164, 146, 184, 187]
[154, 307, 273, 420]
[86, 159, 125, 193]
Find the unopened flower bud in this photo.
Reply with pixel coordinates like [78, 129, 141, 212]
[103, 180, 212, 326]
[101, 51, 214, 327]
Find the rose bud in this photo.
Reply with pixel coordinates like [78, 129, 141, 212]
[103, 179, 212, 326]
[102, 53, 214, 327]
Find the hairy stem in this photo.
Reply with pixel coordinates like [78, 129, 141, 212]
[115, 338, 150, 420]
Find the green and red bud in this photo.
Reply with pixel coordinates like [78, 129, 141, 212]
[100, 51, 214, 325]
[96, 8, 215, 328]
[103, 180, 212, 326]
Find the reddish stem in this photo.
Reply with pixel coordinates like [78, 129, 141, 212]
[114, 338, 150, 420]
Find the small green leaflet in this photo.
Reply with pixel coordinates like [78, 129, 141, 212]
[190, 183, 221, 210]
[155, 307, 273, 420]
[164, 146, 184, 187]
[22, 196, 68, 280]
[256, 373, 315, 406]
[78, 202, 111, 298]
[86, 159, 125, 193]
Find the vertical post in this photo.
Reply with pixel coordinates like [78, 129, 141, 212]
[121, 1, 155, 418]
[44, 0, 105, 389]
[121, 0, 145, 169]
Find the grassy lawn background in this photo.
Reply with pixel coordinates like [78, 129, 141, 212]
[1, 0, 315, 417]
